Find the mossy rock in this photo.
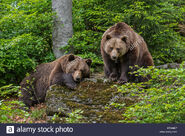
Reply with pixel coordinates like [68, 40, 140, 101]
[45, 77, 133, 123]
[155, 63, 185, 69]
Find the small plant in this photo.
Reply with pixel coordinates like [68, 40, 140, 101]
[65, 109, 84, 123]
[51, 109, 84, 123]
[31, 108, 46, 121]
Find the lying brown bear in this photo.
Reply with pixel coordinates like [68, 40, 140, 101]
[20, 54, 92, 107]
[101, 22, 154, 83]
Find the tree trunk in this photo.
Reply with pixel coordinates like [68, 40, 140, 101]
[52, 0, 73, 58]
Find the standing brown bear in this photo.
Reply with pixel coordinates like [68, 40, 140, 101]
[101, 22, 154, 83]
[20, 54, 92, 107]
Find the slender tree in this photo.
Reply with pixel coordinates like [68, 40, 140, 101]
[52, 0, 73, 58]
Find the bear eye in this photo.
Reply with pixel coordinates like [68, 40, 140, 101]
[110, 47, 113, 50]
[116, 48, 120, 51]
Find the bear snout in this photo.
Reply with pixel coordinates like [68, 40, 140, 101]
[111, 56, 117, 60]
[75, 77, 81, 82]
[110, 50, 119, 60]
[73, 71, 82, 82]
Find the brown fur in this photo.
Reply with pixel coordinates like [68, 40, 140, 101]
[101, 22, 154, 83]
[20, 54, 92, 107]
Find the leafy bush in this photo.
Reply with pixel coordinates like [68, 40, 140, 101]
[0, 0, 54, 86]
[116, 63, 185, 123]
[64, 0, 185, 66]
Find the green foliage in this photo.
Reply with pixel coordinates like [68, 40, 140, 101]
[0, 0, 54, 86]
[0, 100, 29, 123]
[62, 30, 103, 66]
[51, 109, 84, 123]
[0, 99, 47, 123]
[117, 63, 185, 123]
[0, 84, 20, 97]
[64, 0, 185, 66]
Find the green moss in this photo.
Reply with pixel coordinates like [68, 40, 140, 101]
[46, 79, 129, 123]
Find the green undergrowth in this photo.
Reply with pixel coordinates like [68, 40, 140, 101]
[0, 100, 29, 123]
[51, 109, 84, 123]
[116, 63, 185, 123]
[0, 99, 46, 123]
[0, 85, 46, 123]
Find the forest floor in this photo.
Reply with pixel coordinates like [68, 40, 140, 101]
[4, 97, 47, 123]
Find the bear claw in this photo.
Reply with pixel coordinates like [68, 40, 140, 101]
[117, 80, 127, 84]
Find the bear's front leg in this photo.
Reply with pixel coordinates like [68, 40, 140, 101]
[118, 73, 128, 84]
[118, 61, 128, 84]
[105, 64, 118, 81]
[103, 55, 118, 80]
[108, 64, 119, 81]
[104, 66, 111, 78]
[105, 65, 118, 81]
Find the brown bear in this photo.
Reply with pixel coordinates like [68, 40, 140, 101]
[19, 54, 92, 107]
[101, 22, 154, 83]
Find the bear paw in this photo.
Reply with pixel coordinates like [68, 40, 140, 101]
[109, 73, 118, 81]
[66, 83, 77, 90]
[117, 76, 128, 84]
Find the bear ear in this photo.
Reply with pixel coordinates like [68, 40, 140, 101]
[85, 59, 92, 66]
[121, 36, 128, 43]
[115, 22, 124, 30]
[68, 54, 75, 61]
[106, 34, 111, 40]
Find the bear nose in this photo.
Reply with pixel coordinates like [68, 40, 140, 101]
[76, 77, 81, 82]
[112, 56, 117, 60]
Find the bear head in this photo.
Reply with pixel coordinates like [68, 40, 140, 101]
[65, 54, 92, 82]
[103, 22, 134, 61]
